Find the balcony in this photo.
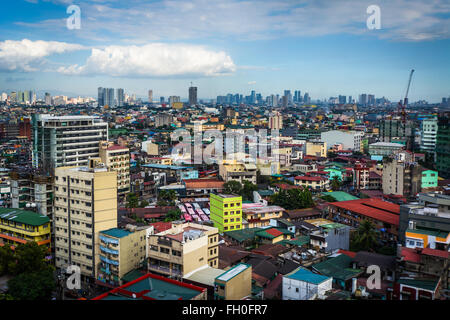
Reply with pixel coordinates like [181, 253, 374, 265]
[148, 264, 182, 276]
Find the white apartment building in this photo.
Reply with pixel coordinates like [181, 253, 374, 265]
[320, 130, 364, 152]
[32, 114, 108, 171]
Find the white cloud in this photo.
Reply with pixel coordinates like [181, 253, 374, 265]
[0, 39, 85, 72]
[57, 43, 236, 77]
[248, 81, 257, 85]
[16, 0, 450, 42]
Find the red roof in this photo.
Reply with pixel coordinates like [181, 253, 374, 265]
[149, 222, 172, 233]
[421, 248, 450, 259]
[400, 247, 421, 263]
[295, 175, 327, 181]
[330, 198, 400, 226]
[338, 249, 357, 258]
[265, 228, 283, 237]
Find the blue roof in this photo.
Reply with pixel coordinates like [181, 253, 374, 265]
[142, 164, 193, 170]
[285, 267, 331, 285]
[101, 228, 132, 238]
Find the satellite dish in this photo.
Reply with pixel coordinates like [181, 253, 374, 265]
[26, 203, 30, 208]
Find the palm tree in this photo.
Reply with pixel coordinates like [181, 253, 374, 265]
[330, 176, 342, 191]
[352, 220, 379, 252]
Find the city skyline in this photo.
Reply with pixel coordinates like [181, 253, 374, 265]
[0, 0, 449, 102]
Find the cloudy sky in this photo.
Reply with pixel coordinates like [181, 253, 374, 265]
[0, 0, 449, 102]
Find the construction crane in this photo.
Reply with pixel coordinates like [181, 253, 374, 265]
[398, 69, 415, 124]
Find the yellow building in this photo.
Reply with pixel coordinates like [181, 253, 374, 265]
[306, 141, 327, 157]
[54, 158, 117, 281]
[218, 160, 257, 184]
[214, 263, 252, 300]
[242, 205, 285, 229]
[99, 141, 130, 197]
[294, 175, 329, 191]
[0, 208, 51, 249]
[97, 225, 152, 287]
[210, 193, 243, 233]
[148, 222, 219, 277]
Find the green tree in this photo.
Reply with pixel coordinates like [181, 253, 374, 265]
[330, 176, 342, 191]
[7, 268, 55, 300]
[223, 181, 242, 195]
[9, 242, 49, 275]
[241, 180, 258, 201]
[126, 193, 139, 209]
[270, 188, 314, 210]
[0, 245, 14, 275]
[157, 189, 177, 206]
[139, 199, 149, 208]
[164, 208, 182, 222]
[351, 220, 379, 252]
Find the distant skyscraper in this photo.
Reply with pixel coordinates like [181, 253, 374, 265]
[169, 96, 181, 108]
[304, 93, 310, 104]
[189, 86, 198, 105]
[359, 94, 367, 106]
[338, 95, 346, 104]
[160, 96, 165, 104]
[251, 90, 256, 104]
[105, 88, 114, 107]
[284, 90, 292, 104]
[98, 87, 105, 106]
[45, 93, 52, 106]
[148, 90, 153, 103]
[349, 96, 353, 104]
[117, 88, 124, 107]
[368, 94, 375, 106]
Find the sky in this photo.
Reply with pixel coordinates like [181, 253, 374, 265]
[0, 0, 449, 102]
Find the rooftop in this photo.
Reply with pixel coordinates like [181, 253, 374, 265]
[100, 228, 132, 239]
[93, 273, 205, 300]
[0, 208, 49, 226]
[215, 263, 251, 282]
[284, 267, 331, 285]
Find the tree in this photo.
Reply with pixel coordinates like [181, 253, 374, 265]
[139, 199, 149, 208]
[0, 245, 14, 275]
[9, 242, 49, 275]
[330, 176, 342, 191]
[126, 193, 139, 209]
[321, 194, 337, 202]
[269, 188, 314, 210]
[164, 208, 182, 222]
[8, 268, 55, 300]
[351, 220, 379, 252]
[241, 180, 258, 201]
[157, 189, 177, 206]
[223, 181, 242, 195]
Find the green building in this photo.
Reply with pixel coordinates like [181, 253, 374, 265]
[436, 114, 450, 178]
[210, 194, 242, 233]
[421, 170, 438, 189]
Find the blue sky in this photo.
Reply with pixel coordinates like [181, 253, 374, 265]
[0, 0, 449, 102]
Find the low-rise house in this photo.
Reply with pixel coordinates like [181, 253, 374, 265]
[282, 267, 332, 300]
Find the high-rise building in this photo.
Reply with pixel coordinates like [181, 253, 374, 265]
[382, 156, 424, 198]
[210, 193, 242, 233]
[436, 113, 450, 178]
[116, 88, 124, 107]
[160, 96, 165, 104]
[148, 90, 153, 103]
[169, 96, 181, 108]
[98, 87, 105, 106]
[303, 93, 310, 104]
[54, 158, 117, 281]
[99, 141, 130, 197]
[189, 86, 198, 105]
[32, 114, 108, 172]
[379, 118, 415, 150]
[269, 111, 283, 130]
[45, 92, 52, 106]
[359, 94, 367, 106]
[284, 90, 292, 105]
[368, 94, 375, 106]
[338, 95, 347, 104]
[420, 118, 438, 153]
[104, 88, 115, 107]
